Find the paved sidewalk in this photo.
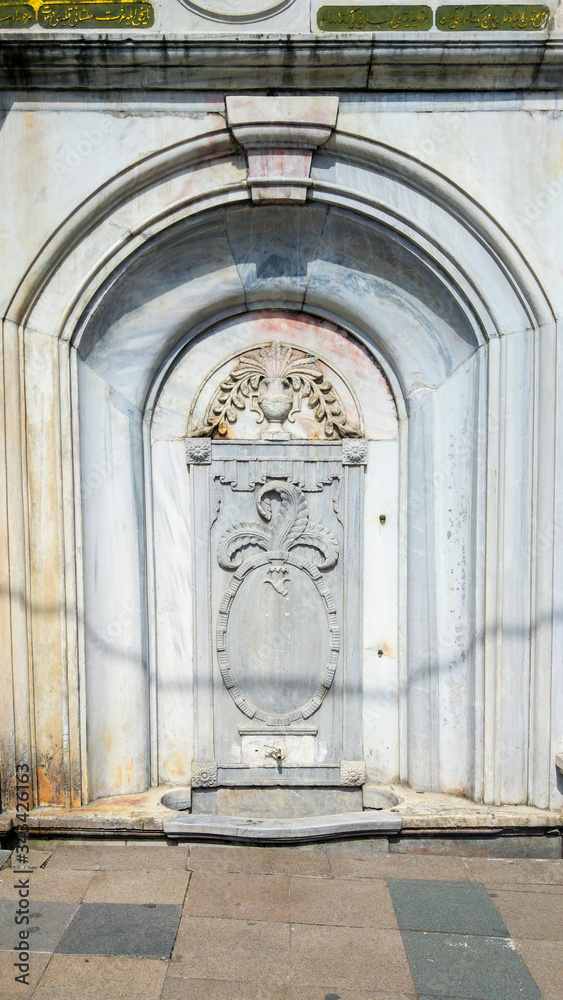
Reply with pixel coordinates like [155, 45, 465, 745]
[0, 841, 562, 999]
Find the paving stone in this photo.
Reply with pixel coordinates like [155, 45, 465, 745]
[289, 875, 399, 928]
[84, 869, 190, 905]
[0, 851, 12, 870]
[183, 871, 290, 921]
[160, 977, 290, 999]
[0, 901, 77, 954]
[400, 931, 542, 999]
[32, 954, 168, 999]
[328, 853, 471, 881]
[290, 925, 415, 993]
[0, 869, 95, 903]
[387, 879, 508, 936]
[289, 992, 417, 1000]
[11, 850, 53, 871]
[490, 889, 563, 941]
[484, 881, 563, 894]
[187, 843, 331, 877]
[0, 949, 50, 1000]
[171, 915, 290, 987]
[515, 939, 563, 1000]
[464, 858, 563, 886]
[47, 844, 189, 871]
[54, 902, 181, 959]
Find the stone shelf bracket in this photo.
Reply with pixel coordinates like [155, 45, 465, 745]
[225, 95, 339, 203]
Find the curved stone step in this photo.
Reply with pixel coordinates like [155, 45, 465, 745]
[164, 810, 401, 842]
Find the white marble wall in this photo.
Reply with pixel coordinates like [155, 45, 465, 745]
[1, 93, 561, 814]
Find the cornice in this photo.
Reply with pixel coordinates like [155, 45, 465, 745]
[0, 34, 562, 91]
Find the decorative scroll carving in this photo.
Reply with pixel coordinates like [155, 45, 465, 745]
[216, 481, 340, 726]
[340, 761, 366, 786]
[217, 481, 339, 575]
[185, 438, 212, 465]
[214, 457, 341, 493]
[193, 342, 361, 440]
[192, 762, 218, 787]
[342, 438, 368, 465]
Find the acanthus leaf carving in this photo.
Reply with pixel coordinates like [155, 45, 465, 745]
[217, 481, 339, 573]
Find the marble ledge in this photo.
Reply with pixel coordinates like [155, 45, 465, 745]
[0, 786, 561, 838]
[1, 36, 563, 91]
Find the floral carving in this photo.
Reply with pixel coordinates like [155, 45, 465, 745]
[218, 481, 339, 583]
[340, 761, 366, 786]
[185, 438, 212, 464]
[193, 341, 361, 439]
[342, 438, 368, 465]
[192, 761, 218, 787]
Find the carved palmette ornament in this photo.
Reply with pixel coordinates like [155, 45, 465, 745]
[216, 480, 340, 726]
[192, 341, 361, 439]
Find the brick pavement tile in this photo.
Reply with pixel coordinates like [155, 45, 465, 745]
[289, 875, 399, 928]
[47, 844, 189, 871]
[32, 954, 168, 999]
[490, 889, 563, 941]
[464, 858, 563, 886]
[171, 915, 290, 987]
[328, 853, 471, 881]
[83, 869, 190, 905]
[515, 939, 563, 1000]
[187, 844, 331, 877]
[0, 869, 95, 903]
[55, 902, 181, 958]
[0, 949, 50, 1000]
[183, 871, 290, 921]
[290, 925, 415, 993]
[0, 901, 77, 953]
[160, 977, 289, 999]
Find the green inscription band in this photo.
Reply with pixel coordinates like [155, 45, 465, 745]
[436, 4, 549, 29]
[0, 3, 34, 25]
[0, 0, 154, 27]
[317, 5, 432, 30]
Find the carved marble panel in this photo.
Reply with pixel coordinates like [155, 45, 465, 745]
[187, 342, 366, 787]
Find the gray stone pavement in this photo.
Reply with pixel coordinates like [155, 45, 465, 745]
[0, 841, 562, 999]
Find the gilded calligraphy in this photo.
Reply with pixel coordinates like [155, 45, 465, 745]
[317, 4, 432, 29]
[0, 0, 154, 27]
[436, 4, 549, 29]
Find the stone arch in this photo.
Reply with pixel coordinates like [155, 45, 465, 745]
[3, 124, 557, 811]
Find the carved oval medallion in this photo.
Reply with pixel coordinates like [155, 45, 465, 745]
[217, 552, 339, 725]
[227, 560, 329, 717]
[215, 480, 340, 725]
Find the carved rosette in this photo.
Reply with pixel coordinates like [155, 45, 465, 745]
[186, 438, 212, 465]
[340, 761, 366, 786]
[342, 439, 368, 465]
[192, 762, 218, 788]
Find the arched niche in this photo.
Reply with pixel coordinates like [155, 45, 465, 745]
[151, 310, 398, 809]
[5, 131, 557, 813]
[73, 201, 485, 804]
